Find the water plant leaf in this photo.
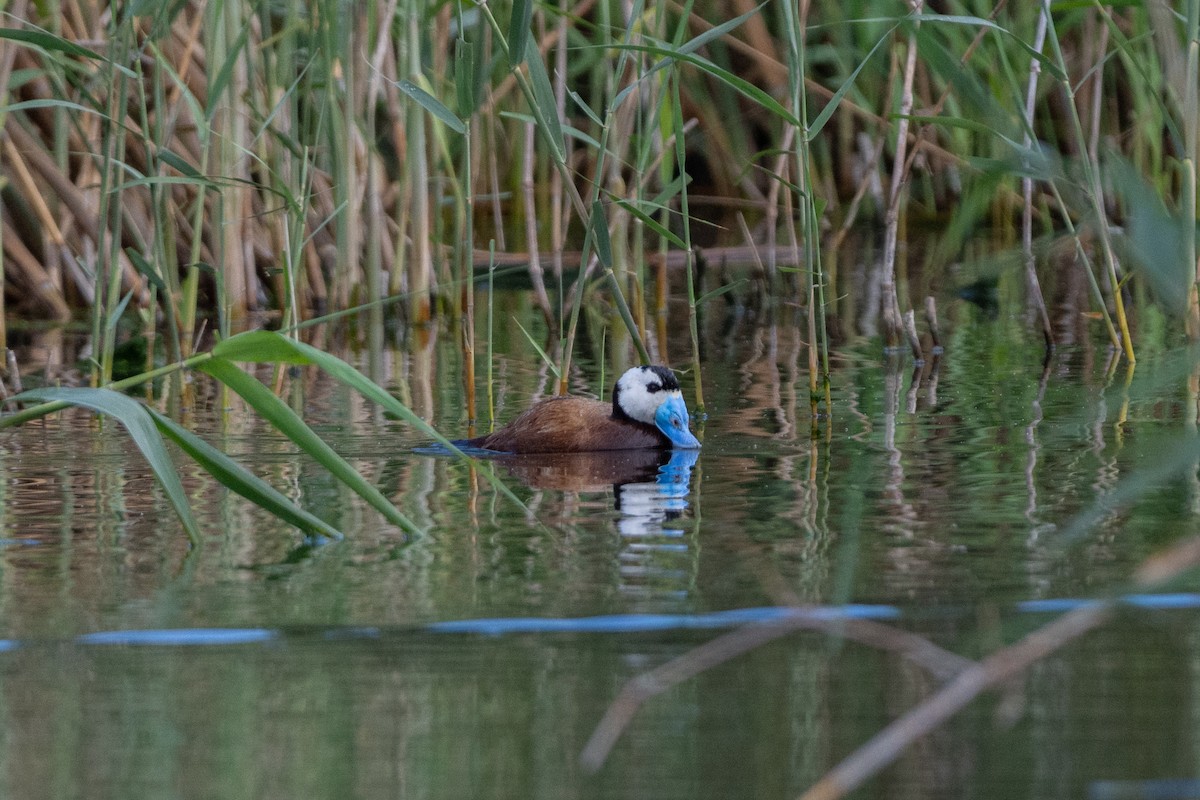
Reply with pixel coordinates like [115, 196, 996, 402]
[808, 24, 896, 139]
[902, 115, 1046, 168]
[589, 200, 614, 269]
[0, 28, 134, 76]
[609, 43, 801, 128]
[522, 37, 566, 162]
[454, 29, 481, 116]
[507, 0, 533, 69]
[0, 99, 102, 117]
[125, 249, 168, 294]
[513, 320, 561, 379]
[147, 409, 341, 540]
[568, 88, 603, 127]
[610, 3, 769, 113]
[1108, 156, 1193, 316]
[11, 387, 201, 542]
[156, 148, 204, 180]
[198, 357, 421, 535]
[396, 79, 466, 135]
[500, 112, 603, 149]
[920, 14, 1065, 82]
[613, 198, 686, 250]
[696, 279, 749, 307]
[209, 331, 531, 514]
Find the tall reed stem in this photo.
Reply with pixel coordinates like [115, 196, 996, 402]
[879, 1, 923, 351]
[1021, 2, 1054, 349]
[1043, 0, 1135, 364]
[1185, 0, 1200, 339]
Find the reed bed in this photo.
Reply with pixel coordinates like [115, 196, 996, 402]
[1, 1, 1197, 382]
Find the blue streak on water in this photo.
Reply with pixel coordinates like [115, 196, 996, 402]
[75, 628, 278, 646]
[0, 593, 1193, 651]
[1017, 593, 1200, 613]
[426, 604, 901, 635]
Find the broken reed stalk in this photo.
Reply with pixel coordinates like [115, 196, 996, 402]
[902, 309, 923, 362]
[879, 1, 923, 351]
[520, 116, 554, 326]
[924, 295, 941, 352]
[796, 530, 1200, 800]
[1020, 2, 1055, 350]
[580, 610, 977, 772]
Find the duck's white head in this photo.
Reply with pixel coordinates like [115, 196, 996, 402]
[612, 365, 701, 449]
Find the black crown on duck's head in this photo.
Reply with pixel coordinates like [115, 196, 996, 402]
[611, 365, 682, 422]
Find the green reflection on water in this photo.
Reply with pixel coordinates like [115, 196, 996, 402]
[1, 294, 1200, 798]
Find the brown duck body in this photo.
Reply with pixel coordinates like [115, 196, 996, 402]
[462, 396, 670, 454]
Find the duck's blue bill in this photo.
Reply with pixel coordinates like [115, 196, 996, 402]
[655, 395, 701, 449]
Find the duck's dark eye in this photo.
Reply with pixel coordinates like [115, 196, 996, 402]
[646, 381, 662, 393]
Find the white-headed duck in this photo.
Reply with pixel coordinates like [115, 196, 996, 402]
[458, 365, 701, 454]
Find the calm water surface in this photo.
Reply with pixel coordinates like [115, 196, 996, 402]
[2, 292, 1200, 799]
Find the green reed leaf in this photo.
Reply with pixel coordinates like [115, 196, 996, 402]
[523, 37, 565, 162]
[455, 29, 482, 116]
[1109, 155, 1193, 316]
[198, 357, 421, 535]
[148, 409, 341, 540]
[12, 387, 201, 542]
[397, 79, 466, 135]
[513, 319, 560, 378]
[608, 43, 801, 127]
[808, 23, 895, 138]
[589, 200, 613, 269]
[210, 331, 531, 514]
[0, 99, 102, 116]
[508, 0, 533, 69]
[613, 198, 687, 250]
[0, 28, 134, 76]
[696, 279, 749, 307]
[156, 148, 204, 180]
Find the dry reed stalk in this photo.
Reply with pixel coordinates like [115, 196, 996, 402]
[520, 118, 555, 325]
[827, 132, 885, 253]
[550, 0, 569, 300]
[204, 0, 252, 323]
[580, 610, 977, 772]
[665, 0, 967, 174]
[404, 3, 433, 324]
[924, 295, 941, 352]
[163, 4, 206, 108]
[2, 136, 67, 259]
[879, 2, 923, 350]
[763, 124, 796, 288]
[902, 308, 922, 361]
[797, 529, 1200, 800]
[5, 119, 148, 304]
[0, 2, 22, 351]
[1, 221, 71, 320]
[1021, 3, 1055, 349]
